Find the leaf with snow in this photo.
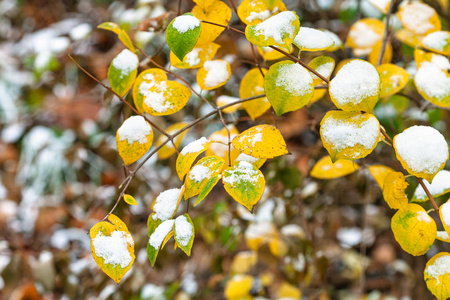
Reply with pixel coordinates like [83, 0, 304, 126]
[108, 49, 139, 97]
[320, 111, 380, 161]
[174, 214, 195, 256]
[234, 152, 266, 169]
[436, 231, 450, 242]
[151, 188, 183, 221]
[310, 155, 359, 179]
[413, 170, 450, 202]
[346, 18, 384, 51]
[224, 275, 253, 300]
[421, 31, 450, 56]
[216, 95, 243, 114]
[368, 0, 391, 14]
[293, 27, 334, 51]
[170, 42, 220, 69]
[424, 252, 450, 300]
[377, 64, 409, 98]
[368, 165, 395, 189]
[98, 22, 135, 52]
[116, 116, 153, 165]
[414, 49, 450, 71]
[176, 137, 212, 180]
[257, 45, 293, 60]
[264, 61, 313, 116]
[393, 125, 449, 183]
[329, 59, 380, 112]
[414, 62, 450, 107]
[398, 2, 441, 36]
[237, 0, 287, 25]
[197, 59, 231, 90]
[185, 156, 226, 205]
[322, 29, 343, 51]
[232, 124, 288, 159]
[192, 0, 231, 44]
[123, 194, 137, 206]
[132, 69, 168, 113]
[239, 68, 271, 120]
[391, 203, 436, 256]
[382, 171, 408, 209]
[157, 122, 190, 160]
[245, 11, 300, 49]
[90, 214, 135, 284]
[205, 126, 240, 165]
[147, 219, 174, 266]
[223, 161, 265, 211]
[308, 55, 335, 86]
[166, 13, 201, 61]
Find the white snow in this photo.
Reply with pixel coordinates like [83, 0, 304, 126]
[425, 254, 450, 284]
[293, 27, 334, 50]
[414, 170, 450, 200]
[416, 211, 432, 223]
[112, 49, 139, 78]
[369, 0, 391, 12]
[69, 23, 92, 41]
[441, 201, 450, 227]
[281, 224, 305, 237]
[235, 153, 260, 164]
[92, 230, 134, 268]
[208, 126, 238, 158]
[184, 48, 201, 66]
[174, 215, 193, 247]
[323, 29, 342, 48]
[394, 125, 449, 176]
[437, 231, 450, 240]
[189, 164, 211, 182]
[348, 21, 381, 48]
[223, 161, 262, 186]
[422, 31, 450, 52]
[400, 2, 437, 35]
[329, 60, 380, 107]
[246, 7, 279, 23]
[252, 11, 298, 45]
[431, 55, 450, 71]
[117, 116, 152, 144]
[337, 227, 362, 248]
[275, 63, 313, 96]
[203, 60, 230, 88]
[149, 219, 175, 249]
[172, 15, 200, 33]
[180, 137, 209, 155]
[310, 61, 334, 82]
[152, 188, 181, 221]
[415, 62, 450, 100]
[141, 80, 172, 113]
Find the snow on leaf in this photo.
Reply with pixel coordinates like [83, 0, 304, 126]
[108, 49, 139, 97]
[382, 171, 408, 209]
[170, 42, 220, 69]
[346, 18, 384, 50]
[185, 155, 226, 205]
[320, 111, 380, 161]
[368, 165, 395, 189]
[413, 170, 450, 202]
[391, 203, 436, 256]
[424, 252, 450, 300]
[234, 152, 266, 169]
[310, 155, 359, 179]
[398, 2, 441, 36]
[90, 214, 135, 284]
[174, 214, 195, 256]
[151, 188, 183, 221]
[232, 124, 288, 159]
[133, 69, 168, 113]
[222, 161, 265, 211]
[393, 125, 449, 183]
[414, 49, 450, 71]
[421, 31, 450, 56]
[368, 0, 391, 14]
[147, 219, 175, 266]
[264, 61, 313, 116]
[239, 68, 271, 120]
[293, 27, 334, 51]
[436, 231, 450, 242]
[237, 0, 286, 25]
[123, 194, 137, 206]
[322, 29, 343, 51]
[116, 116, 153, 165]
[192, 0, 231, 44]
[166, 13, 201, 61]
[377, 64, 409, 98]
[329, 59, 380, 112]
[307, 55, 335, 86]
[197, 59, 231, 90]
[176, 137, 212, 180]
[156, 122, 190, 160]
[414, 62, 450, 107]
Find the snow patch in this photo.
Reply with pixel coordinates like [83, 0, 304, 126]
[92, 230, 134, 268]
[117, 116, 152, 144]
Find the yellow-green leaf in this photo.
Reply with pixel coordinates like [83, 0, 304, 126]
[141, 79, 191, 116]
[237, 0, 287, 25]
[174, 214, 195, 256]
[412, 170, 450, 202]
[176, 137, 212, 180]
[156, 122, 190, 160]
[239, 68, 271, 120]
[377, 64, 409, 98]
[98, 22, 135, 52]
[320, 111, 380, 161]
[308, 55, 335, 86]
[166, 13, 202, 61]
[197, 59, 231, 90]
[191, 0, 231, 44]
[170, 42, 220, 69]
[393, 125, 449, 183]
[123, 194, 137, 206]
[223, 161, 265, 211]
[382, 171, 408, 209]
[116, 116, 153, 165]
[98, 22, 121, 34]
[90, 214, 135, 283]
[147, 219, 174, 266]
[232, 124, 288, 159]
[391, 203, 436, 256]
[185, 155, 226, 205]
[368, 165, 395, 189]
[293, 27, 334, 51]
[108, 49, 139, 97]
[245, 11, 300, 49]
[421, 31, 450, 56]
[398, 2, 441, 36]
[264, 61, 313, 116]
[424, 252, 450, 300]
[310, 155, 359, 179]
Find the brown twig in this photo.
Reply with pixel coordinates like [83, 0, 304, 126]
[377, 0, 395, 66]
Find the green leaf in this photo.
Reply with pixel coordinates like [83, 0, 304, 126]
[174, 214, 195, 256]
[264, 61, 314, 116]
[108, 49, 139, 97]
[147, 219, 174, 266]
[123, 194, 137, 205]
[166, 13, 201, 61]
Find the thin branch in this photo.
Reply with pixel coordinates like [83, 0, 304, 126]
[377, 0, 395, 66]
[417, 178, 439, 211]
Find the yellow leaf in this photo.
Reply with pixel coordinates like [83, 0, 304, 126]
[257, 45, 293, 60]
[395, 28, 421, 48]
[278, 282, 302, 299]
[346, 18, 384, 50]
[239, 68, 271, 120]
[414, 49, 449, 70]
[309, 87, 327, 105]
[268, 238, 288, 257]
[329, 59, 380, 112]
[98, 22, 121, 34]
[90, 214, 135, 284]
[116, 116, 153, 165]
[141, 80, 191, 116]
[393, 126, 449, 183]
[192, 0, 231, 44]
[170, 42, 220, 69]
[245, 11, 300, 49]
[398, 2, 441, 36]
[98, 22, 135, 52]
[310, 155, 359, 179]
[308, 55, 335, 86]
[223, 161, 266, 211]
[133, 69, 168, 113]
[424, 252, 450, 300]
[414, 61, 450, 107]
[123, 194, 138, 206]
[293, 27, 334, 52]
[230, 251, 258, 274]
[232, 124, 288, 159]
[193, 0, 216, 11]
[440, 200, 450, 238]
[176, 137, 212, 180]
[391, 203, 436, 256]
[368, 39, 392, 65]
[205, 125, 240, 165]
[320, 111, 380, 161]
[421, 31, 450, 56]
[224, 275, 253, 300]
[382, 171, 408, 209]
[368, 165, 395, 189]
[156, 122, 190, 160]
[197, 59, 231, 90]
[245, 222, 277, 250]
[237, 0, 287, 25]
[376, 64, 409, 98]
